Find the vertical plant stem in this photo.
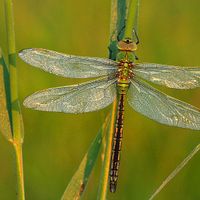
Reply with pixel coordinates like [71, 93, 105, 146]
[97, 100, 117, 200]
[4, 0, 25, 199]
[108, 0, 126, 60]
[13, 143, 25, 200]
[124, 0, 139, 39]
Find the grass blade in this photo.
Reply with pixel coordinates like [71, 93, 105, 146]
[124, 0, 140, 39]
[149, 144, 200, 200]
[97, 101, 117, 200]
[61, 114, 110, 200]
[133, 0, 140, 33]
[108, 0, 127, 60]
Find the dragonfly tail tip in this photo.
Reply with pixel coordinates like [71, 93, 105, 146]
[110, 182, 117, 193]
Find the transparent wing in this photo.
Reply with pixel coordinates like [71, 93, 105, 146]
[19, 48, 117, 78]
[127, 78, 200, 130]
[23, 76, 117, 113]
[134, 63, 200, 89]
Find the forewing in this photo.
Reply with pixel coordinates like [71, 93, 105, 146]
[19, 48, 117, 78]
[134, 63, 200, 89]
[128, 78, 200, 130]
[23, 76, 117, 113]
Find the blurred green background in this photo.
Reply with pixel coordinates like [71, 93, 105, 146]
[1, 0, 200, 199]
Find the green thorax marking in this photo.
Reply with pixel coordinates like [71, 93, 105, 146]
[116, 38, 137, 94]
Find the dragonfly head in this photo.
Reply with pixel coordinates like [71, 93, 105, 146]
[117, 38, 137, 52]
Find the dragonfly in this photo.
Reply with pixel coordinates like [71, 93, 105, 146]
[19, 35, 200, 193]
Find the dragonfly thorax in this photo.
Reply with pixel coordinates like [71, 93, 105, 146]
[116, 60, 134, 92]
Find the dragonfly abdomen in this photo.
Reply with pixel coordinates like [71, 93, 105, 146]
[110, 92, 126, 193]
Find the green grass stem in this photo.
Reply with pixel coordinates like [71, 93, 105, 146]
[124, 0, 139, 39]
[108, 0, 126, 60]
[13, 142, 25, 200]
[4, 0, 25, 199]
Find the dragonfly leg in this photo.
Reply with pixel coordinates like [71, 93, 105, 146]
[134, 52, 139, 60]
[133, 28, 139, 44]
[108, 45, 113, 58]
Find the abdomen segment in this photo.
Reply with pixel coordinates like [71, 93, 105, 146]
[110, 93, 125, 192]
